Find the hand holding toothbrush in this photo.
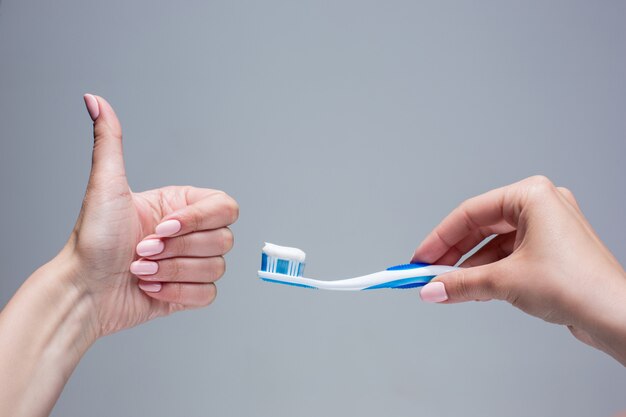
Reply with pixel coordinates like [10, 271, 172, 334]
[0, 95, 239, 417]
[412, 176, 626, 366]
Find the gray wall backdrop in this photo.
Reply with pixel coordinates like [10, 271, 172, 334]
[1, 1, 625, 416]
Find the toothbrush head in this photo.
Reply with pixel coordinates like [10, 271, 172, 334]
[258, 243, 316, 289]
[260, 242, 306, 277]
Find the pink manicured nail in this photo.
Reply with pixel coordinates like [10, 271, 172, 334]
[130, 260, 159, 275]
[138, 281, 162, 293]
[155, 219, 181, 237]
[83, 94, 100, 121]
[420, 282, 448, 303]
[136, 239, 164, 257]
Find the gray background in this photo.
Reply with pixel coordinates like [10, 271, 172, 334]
[1, 1, 625, 416]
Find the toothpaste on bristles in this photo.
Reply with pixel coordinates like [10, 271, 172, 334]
[261, 242, 306, 276]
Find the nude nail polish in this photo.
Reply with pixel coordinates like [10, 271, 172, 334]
[155, 219, 181, 237]
[138, 281, 162, 293]
[130, 260, 158, 275]
[83, 94, 100, 121]
[136, 239, 164, 257]
[420, 282, 448, 303]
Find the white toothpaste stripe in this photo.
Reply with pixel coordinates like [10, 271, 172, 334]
[262, 243, 306, 262]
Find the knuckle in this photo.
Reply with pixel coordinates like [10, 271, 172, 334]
[94, 123, 123, 142]
[164, 258, 181, 279]
[228, 201, 240, 223]
[456, 200, 479, 229]
[557, 186, 577, 203]
[221, 228, 234, 253]
[172, 259, 182, 276]
[457, 199, 471, 214]
[527, 175, 555, 191]
[499, 272, 522, 305]
[452, 270, 472, 300]
[218, 192, 239, 223]
[433, 229, 451, 248]
[176, 234, 189, 255]
[179, 207, 200, 233]
[525, 175, 556, 201]
[163, 185, 179, 194]
[557, 186, 571, 195]
[461, 192, 483, 208]
[190, 207, 203, 231]
[486, 263, 512, 301]
[173, 283, 185, 305]
[210, 257, 226, 281]
[204, 284, 217, 306]
[452, 268, 498, 301]
[213, 191, 228, 205]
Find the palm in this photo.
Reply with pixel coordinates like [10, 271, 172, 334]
[77, 184, 195, 335]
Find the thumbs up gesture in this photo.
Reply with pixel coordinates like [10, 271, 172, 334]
[74, 95, 239, 336]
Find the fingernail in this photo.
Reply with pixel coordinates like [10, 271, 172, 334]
[130, 260, 159, 275]
[155, 219, 181, 237]
[420, 282, 448, 303]
[138, 281, 162, 293]
[136, 239, 164, 257]
[83, 94, 100, 121]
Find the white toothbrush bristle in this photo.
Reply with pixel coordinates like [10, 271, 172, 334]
[261, 255, 305, 276]
[261, 243, 306, 277]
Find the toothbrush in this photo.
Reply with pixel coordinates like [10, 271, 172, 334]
[257, 242, 458, 291]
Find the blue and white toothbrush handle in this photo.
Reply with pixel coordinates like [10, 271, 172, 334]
[257, 263, 459, 291]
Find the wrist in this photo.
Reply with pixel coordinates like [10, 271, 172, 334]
[577, 267, 626, 366]
[39, 247, 101, 350]
[0, 247, 99, 416]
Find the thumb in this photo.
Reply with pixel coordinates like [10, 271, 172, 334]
[419, 263, 508, 303]
[83, 94, 127, 185]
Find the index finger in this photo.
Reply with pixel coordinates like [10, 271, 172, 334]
[411, 185, 518, 264]
[156, 189, 239, 237]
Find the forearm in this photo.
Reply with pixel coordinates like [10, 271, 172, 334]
[0, 250, 98, 417]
